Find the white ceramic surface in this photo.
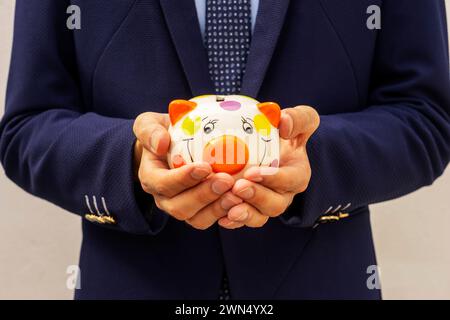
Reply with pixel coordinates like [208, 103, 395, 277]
[167, 95, 280, 178]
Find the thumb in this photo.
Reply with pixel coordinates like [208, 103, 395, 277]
[279, 106, 320, 141]
[133, 112, 171, 156]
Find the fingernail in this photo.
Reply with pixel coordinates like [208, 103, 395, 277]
[221, 197, 241, 210]
[237, 187, 254, 200]
[150, 130, 162, 152]
[191, 167, 210, 180]
[212, 180, 232, 195]
[245, 168, 263, 182]
[230, 209, 249, 221]
[220, 219, 235, 227]
[249, 176, 263, 182]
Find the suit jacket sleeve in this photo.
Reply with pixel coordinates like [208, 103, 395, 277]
[281, 0, 450, 227]
[0, 0, 168, 235]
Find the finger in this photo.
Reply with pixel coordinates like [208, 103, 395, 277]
[186, 192, 243, 230]
[133, 112, 171, 156]
[157, 173, 234, 221]
[226, 202, 269, 228]
[243, 164, 310, 194]
[231, 179, 293, 217]
[140, 156, 212, 197]
[279, 106, 320, 140]
[218, 217, 245, 230]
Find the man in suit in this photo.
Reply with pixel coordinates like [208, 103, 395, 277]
[0, 0, 449, 299]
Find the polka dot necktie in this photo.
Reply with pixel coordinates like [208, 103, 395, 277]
[205, 1, 252, 300]
[205, 0, 252, 95]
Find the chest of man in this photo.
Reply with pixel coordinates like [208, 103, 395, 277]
[70, 0, 380, 117]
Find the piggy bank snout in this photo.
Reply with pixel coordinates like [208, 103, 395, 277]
[203, 135, 249, 175]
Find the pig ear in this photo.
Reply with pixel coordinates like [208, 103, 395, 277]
[169, 100, 197, 125]
[257, 102, 281, 128]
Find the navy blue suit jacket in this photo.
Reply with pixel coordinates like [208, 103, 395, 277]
[1, 0, 449, 299]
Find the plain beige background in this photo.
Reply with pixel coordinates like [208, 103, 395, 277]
[1, 1, 449, 300]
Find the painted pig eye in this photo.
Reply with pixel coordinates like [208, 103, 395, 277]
[242, 118, 254, 134]
[203, 120, 216, 134]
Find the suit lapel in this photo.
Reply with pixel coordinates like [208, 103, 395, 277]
[241, 0, 291, 98]
[159, 0, 214, 96]
[160, 0, 290, 99]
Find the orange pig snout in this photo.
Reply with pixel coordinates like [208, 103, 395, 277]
[203, 135, 249, 175]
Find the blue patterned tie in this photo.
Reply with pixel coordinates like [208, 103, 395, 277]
[205, 0, 252, 95]
[205, 0, 252, 300]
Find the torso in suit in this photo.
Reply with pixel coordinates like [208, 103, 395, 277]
[1, 0, 449, 299]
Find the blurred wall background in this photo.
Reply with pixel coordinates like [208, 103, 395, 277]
[0, 0, 449, 299]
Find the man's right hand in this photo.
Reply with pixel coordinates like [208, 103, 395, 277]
[133, 112, 243, 230]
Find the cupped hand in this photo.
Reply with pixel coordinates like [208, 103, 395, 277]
[218, 105, 320, 229]
[133, 112, 241, 230]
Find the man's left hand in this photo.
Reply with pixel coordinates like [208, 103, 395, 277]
[218, 105, 320, 229]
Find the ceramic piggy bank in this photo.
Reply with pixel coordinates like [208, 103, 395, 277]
[167, 95, 280, 178]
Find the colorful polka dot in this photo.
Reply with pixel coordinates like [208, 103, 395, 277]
[172, 154, 186, 168]
[181, 116, 201, 136]
[219, 100, 241, 111]
[254, 113, 271, 136]
[270, 159, 279, 167]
